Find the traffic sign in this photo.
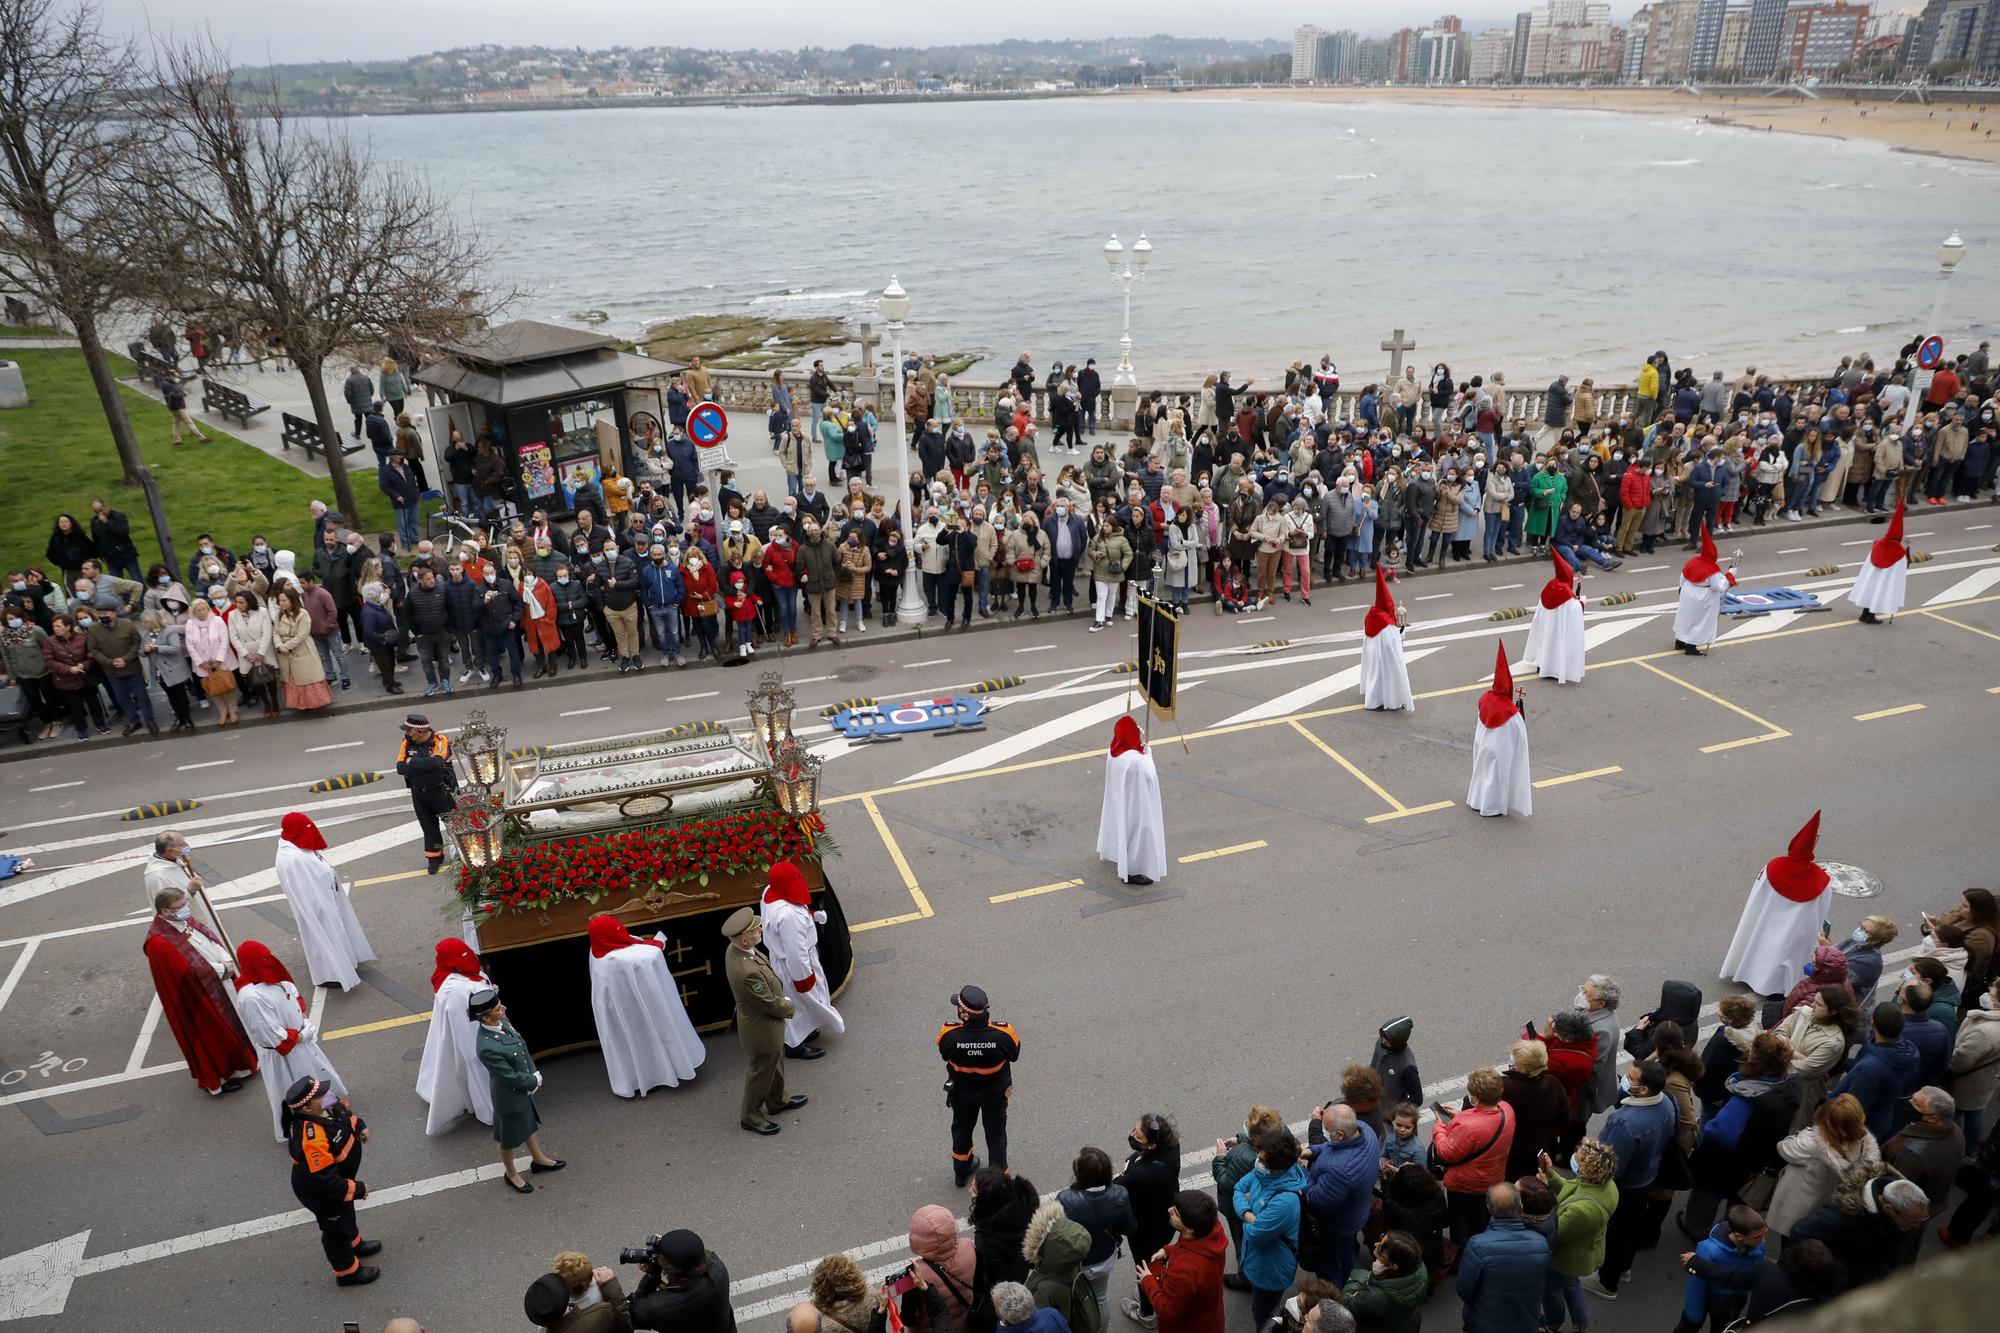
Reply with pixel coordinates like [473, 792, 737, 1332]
[1916, 335, 1945, 370]
[687, 400, 729, 447]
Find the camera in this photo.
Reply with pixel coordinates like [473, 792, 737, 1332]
[619, 1236, 663, 1267]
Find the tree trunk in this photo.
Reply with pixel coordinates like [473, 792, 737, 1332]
[74, 313, 148, 487]
[297, 354, 360, 520]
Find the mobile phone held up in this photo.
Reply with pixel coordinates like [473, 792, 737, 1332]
[889, 1264, 918, 1296]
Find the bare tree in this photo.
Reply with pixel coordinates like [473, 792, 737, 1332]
[147, 38, 503, 520]
[0, 0, 156, 485]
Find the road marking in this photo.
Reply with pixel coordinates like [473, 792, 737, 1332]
[1490, 583, 1523, 591]
[175, 760, 233, 771]
[1924, 567, 2000, 606]
[354, 868, 427, 888]
[1580, 618, 1650, 651]
[1363, 800, 1457, 823]
[28, 782, 84, 793]
[849, 796, 933, 932]
[901, 690, 1142, 783]
[125, 996, 164, 1074]
[0, 940, 40, 1019]
[1840, 538, 1873, 546]
[989, 878, 1084, 904]
[1634, 660, 1792, 753]
[904, 657, 952, 668]
[1908, 530, 1934, 536]
[1628, 565, 1668, 573]
[1178, 840, 1267, 864]
[1415, 592, 1452, 601]
[303, 740, 365, 753]
[1013, 644, 1058, 654]
[1968, 524, 1992, 531]
[1778, 547, 1808, 554]
[1218, 649, 1439, 727]
[1854, 703, 1927, 722]
[322, 1011, 429, 1040]
[1923, 611, 2000, 644]
[1533, 766, 1624, 789]
[666, 691, 720, 701]
[559, 706, 611, 717]
[1237, 615, 1275, 624]
[1287, 718, 1434, 821]
[789, 674, 837, 685]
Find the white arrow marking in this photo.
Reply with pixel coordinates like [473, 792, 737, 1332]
[1216, 647, 1442, 727]
[1924, 566, 2000, 606]
[1579, 616, 1655, 652]
[902, 688, 1189, 783]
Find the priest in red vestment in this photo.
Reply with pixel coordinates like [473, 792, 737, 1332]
[144, 885, 257, 1095]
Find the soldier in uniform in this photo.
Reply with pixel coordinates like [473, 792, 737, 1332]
[394, 713, 458, 874]
[723, 906, 809, 1135]
[937, 984, 1022, 1187]
[470, 987, 566, 1193]
[282, 1075, 381, 1287]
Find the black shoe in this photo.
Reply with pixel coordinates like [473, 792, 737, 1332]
[530, 1157, 566, 1174]
[742, 1119, 781, 1135]
[787, 1043, 827, 1060]
[353, 1239, 382, 1257]
[340, 678, 351, 690]
[1124, 874, 1155, 886]
[1860, 610, 1879, 624]
[336, 1265, 381, 1287]
[216, 1076, 246, 1093]
[1683, 645, 1703, 656]
[503, 1176, 533, 1194]
[1222, 1274, 1253, 1293]
[426, 858, 442, 875]
[953, 1153, 981, 1187]
[770, 1094, 809, 1113]
[385, 684, 405, 694]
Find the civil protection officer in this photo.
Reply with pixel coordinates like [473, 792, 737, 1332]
[394, 712, 458, 874]
[724, 906, 808, 1135]
[937, 984, 1021, 1187]
[282, 1075, 381, 1287]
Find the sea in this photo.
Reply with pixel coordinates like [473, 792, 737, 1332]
[343, 95, 2000, 384]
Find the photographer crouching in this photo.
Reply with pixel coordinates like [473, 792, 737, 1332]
[627, 1230, 734, 1333]
[524, 1251, 631, 1331]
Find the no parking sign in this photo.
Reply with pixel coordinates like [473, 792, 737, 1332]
[1916, 335, 1945, 370]
[688, 400, 729, 450]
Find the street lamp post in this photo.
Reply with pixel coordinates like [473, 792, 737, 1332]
[1904, 231, 1967, 432]
[881, 276, 930, 625]
[1102, 231, 1154, 390]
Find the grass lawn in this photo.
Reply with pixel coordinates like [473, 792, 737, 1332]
[0, 347, 394, 578]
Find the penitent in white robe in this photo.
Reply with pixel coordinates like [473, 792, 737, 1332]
[416, 971, 493, 1133]
[274, 841, 375, 992]
[1673, 572, 1734, 648]
[1361, 628, 1416, 711]
[588, 942, 706, 1097]
[1466, 716, 1533, 818]
[1720, 872, 1833, 997]
[1849, 558, 1908, 618]
[234, 979, 345, 1141]
[1098, 747, 1169, 881]
[761, 897, 847, 1049]
[1524, 599, 1586, 684]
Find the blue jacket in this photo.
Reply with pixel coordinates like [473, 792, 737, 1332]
[1682, 1221, 1764, 1325]
[441, 575, 482, 631]
[638, 559, 684, 611]
[1303, 1125, 1379, 1273]
[665, 435, 702, 486]
[1838, 938, 1885, 1008]
[1599, 1093, 1678, 1190]
[1001, 1308, 1070, 1333]
[1828, 1037, 1920, 1142]
[1453, 1218, 1548, 1333]
[1900, 1012, 1952, 1093]
[1231, 1161, 1306, 1293]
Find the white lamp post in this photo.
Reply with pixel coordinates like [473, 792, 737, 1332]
[881, 276, 929, 625]
[1904, 231, 1967, 432]
[1103, 231, 1153, 389]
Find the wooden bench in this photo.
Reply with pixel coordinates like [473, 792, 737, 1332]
[198, 378, 272, 426]
[283, 410, 364, 462]
[126, 340, 197, 385]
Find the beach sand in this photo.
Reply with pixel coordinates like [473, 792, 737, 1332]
[1139, 86, 2000, 165]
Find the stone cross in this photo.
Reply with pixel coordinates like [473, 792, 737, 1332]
[858, 322, 877, 374]
[1380, 328, 1416, 378]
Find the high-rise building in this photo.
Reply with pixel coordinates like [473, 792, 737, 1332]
[1319, 29, 1361, 82]
[1624, 4, 1655, 76]
[1742, 0, 1793, 75]
[1905, 0, 2000, 70]
[1717, 3, 1754, 69]
[1291, 24, 1327, 81]
[1641, 0, 1701, 79]
[1513, 10, 1536, 76]
[1470, 28, 1518, 79]
[1777, 3, 1870, 72]
[1689, 0, 1731, 70]
[1413, 25, 1469, 80]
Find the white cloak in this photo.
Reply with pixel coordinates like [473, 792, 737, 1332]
[1673, 573, 1732, 648]
[416, 971, 493, 1133]
[274, 841, 375, 992]
[1850, 558, 1907, 618]
[1524, 599, 1586, 684]
[588, 942, 706, 1097]
[1466, 716, 1533, 817]
[1098, 748, 1169, 881]
[761, 897, 846, 1048]
[1361, 628, 1415, 711]
[1720, 872, 1832, 997]
[234, 979, 344, 1141]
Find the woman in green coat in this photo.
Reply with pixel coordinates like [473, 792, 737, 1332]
[1086, 520, 1133, 632]
[1541, 1138, 1618, 1333]
[471, 990, 566, 1194]
[1526, 458, 1568, 552]
[1341, 1230, 1427, 1333]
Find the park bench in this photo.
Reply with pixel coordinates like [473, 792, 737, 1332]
[282, 410, 364, 462]
[126, 340, 197, 385]
[199, 378, 272, 426]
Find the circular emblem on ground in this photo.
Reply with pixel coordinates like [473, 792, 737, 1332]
[1820, 860, 1882, 899]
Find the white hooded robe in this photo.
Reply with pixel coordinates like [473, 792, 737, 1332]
[1720, 872, 1833, 997]
[1098, 747, 1169, 881]
[1674, 572, 1734, 648]
[1524, 597, 1586, 684]
[274, 840, 375, 992]
[1361, 627, 1416, 711]
[1849, 557, 1908, 618]
[416, 971, 493, 1133]
[587, 942, 706, 1097]
[234, 979, 345, 1141]
[1466, 715, 1533, 817]
[761, 897, 846, 1048]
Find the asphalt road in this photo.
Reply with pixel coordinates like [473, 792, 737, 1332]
[1, 503, 1996, 1330]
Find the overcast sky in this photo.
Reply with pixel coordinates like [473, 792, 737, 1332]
[99, 1, 1537, 64]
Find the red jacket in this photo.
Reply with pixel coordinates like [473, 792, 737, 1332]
[763, 541, 797, 589]
[1544, 1034, 1599, 1114]
[1431, 1101, 1515, 1194]
[1619, 466, 1653, 510]
[1136, 1221, 1226, 1333]
[301, 584, 340, 638]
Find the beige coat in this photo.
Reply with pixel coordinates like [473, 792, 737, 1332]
[1004, 526, 1046, 575]
[1767, 1126, 1879, 1236]
[1775, 1007, 1849, 1128]
[1948, 1007, 2000, 1115]
[271, 608, 327, 687]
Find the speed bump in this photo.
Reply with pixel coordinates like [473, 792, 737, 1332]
[1595, 591, 1637, 607]
[1252, 638, 1292, 650]
[121, 798, 201, 822]
[308, 771, 383, 793]
[969, 675, 1024, 694]
[1807, 564, 1840, 577]
[819, 696, 877, 719]
[665, 719, 727, 739]
[507, 745, 548, 761]
[1910, 550, 1933, 564]
[1488, 607, 1530, 622]
[1112, 660, 1139, 675]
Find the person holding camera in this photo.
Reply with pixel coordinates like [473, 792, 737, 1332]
[629, 1229, 733, 1333]
[525, 1251, 633, 1331]
[938, 984, 1022, 1187]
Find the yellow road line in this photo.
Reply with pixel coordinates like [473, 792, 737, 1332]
[1287, 719, 1410, 813]
[1699, 734, 1789, 754]
[848, 794, 933, 932]
[1920, 609, 2000, 644]
[1854, 703, 1927, 723]
[323, 1011, 429, 1040]
[1363, 800, 1458, 824]
[1178, 840, 1267, 864]
[354, 869, 427, 887]
[989, 879, 1084, 904]
[1989, 686, 2000, 695]
[1532, 766, 1625, 789]
[1634, 660, 1792, 753]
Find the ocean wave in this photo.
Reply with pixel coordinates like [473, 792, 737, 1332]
[749, 288, 870, 305]
[1837, 326, 1868, 335]
[1648, 158, 1699, 167]
[1330, 172, 1378, 181]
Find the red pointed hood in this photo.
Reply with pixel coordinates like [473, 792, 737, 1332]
[763, 860, 811, 906]
[1477, 643, 1519, 729]
[1681, 524, 1721, 584]
[1764, 810, 1830, 903]
[588, 913, 661, 959]
[429, 938, 485, 992]
[233, 940, 293, 991]
[1540, 548, 1578, 611]
[1869, 499, 1908, 570]
[1364, 565, 1399, 638]
[1110, 715, 1146, 757]
[279, 812, 327, 851]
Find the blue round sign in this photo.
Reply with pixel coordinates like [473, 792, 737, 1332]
[688, 400, 729, 447]
[1917, 335, 1945, 370]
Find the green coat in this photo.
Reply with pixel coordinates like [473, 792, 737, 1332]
[1087, 532, 1133, 584]
[477, 1019, 541, 1148]
[1340, 1264, 1428, 1333]
[1527, 469, 1567, 538]
[1025, 1205, 1101, 1333]
[1548, 1173, 1618, 1276]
